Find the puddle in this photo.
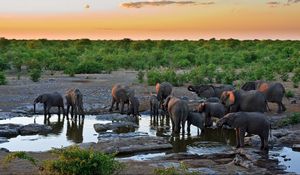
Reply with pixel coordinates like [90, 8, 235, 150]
[0, 114, 300, 173]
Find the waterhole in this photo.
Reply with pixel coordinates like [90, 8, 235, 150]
[0, 114, 299, 173]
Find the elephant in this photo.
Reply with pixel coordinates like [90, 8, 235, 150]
[65, 88, 84, 119]
[206, 97, 221, 103]
[241, 81, 286, 113]
[163, 95, 189, 134]
[34, 92, 65, 118]
[187, 84, 234, 99]
[127, 96, 140, 117]
[216, 112, 271, 150]
[220, 90, 267, 113]
[109, 84, 135, 114]
[156, 82, 173, 109]
[150, 95, 159, 117]
[187, 112, 205, 135]
[197, 102, 226, 127]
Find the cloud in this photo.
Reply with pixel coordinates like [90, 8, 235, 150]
[266, 1, 280, 5]
[286, 0, 300, 5]
[267, 0, 300, 7]
[121, 1, 214, 9]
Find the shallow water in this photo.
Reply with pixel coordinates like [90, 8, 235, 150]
[0, 114, 300, 173]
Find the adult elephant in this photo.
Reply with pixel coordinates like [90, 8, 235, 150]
[109, 84, 135, 114]
[197, 102, 226, 127]
[220, 90, 267, 113]
[65, 88, 84, 119]
[156, 82, 173, 109]
[34, 92, 65, 118]
[187, 84, 234, 99]
[241, 81, 286, 113]
[217, 112, 271, 150]
[163, 95, 189, 134]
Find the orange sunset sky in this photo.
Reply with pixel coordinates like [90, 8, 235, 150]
[0, 0, 299, 40]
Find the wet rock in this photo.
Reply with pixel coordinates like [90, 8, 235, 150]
[98, 132, 149, 140]
[0, 112, 22, 120]
[272, 129, 289, 138]
[76, 142, 96, 150]
[94, 122, 138, 133]
[0, 148, 9, 152]
[96, 113, 135, 122]
[0, 137, 8, 143]
[188, 167, 217, 174]
[231, 154, 253, 169]
[278, 130, 300, 145]
[95, 134, 172, 154]
[0, 124, 21, 137]
[244, 135, 278, 147]
[290, 98, 297, 104]
[19, 124, 52, 135]
[292, 144, 300, 152]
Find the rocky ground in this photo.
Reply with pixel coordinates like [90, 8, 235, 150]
[0, 71, 300, 174]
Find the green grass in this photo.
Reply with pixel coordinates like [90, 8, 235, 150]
[2, 146, 123, 175]
[279, 113, 300, 127]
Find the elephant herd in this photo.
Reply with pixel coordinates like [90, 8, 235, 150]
[33, 80, 286, 151]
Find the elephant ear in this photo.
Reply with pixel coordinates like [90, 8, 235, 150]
[226, 113, 237, 128]
[197, 103, 205, 112]
[225, 91, 235, 106]
[155, 83, 160, 94]
[41, 94, 48, 103]
[258, 83, 269, 93]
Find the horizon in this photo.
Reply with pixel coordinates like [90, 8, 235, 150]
[1, 0, 300, 40]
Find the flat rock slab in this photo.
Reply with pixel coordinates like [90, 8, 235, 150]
[0, 124, 22, 137]
[292, 144, 300, 152]
[94, 122, 138, 133]
[0, 137, 8, 144]
[86, 133, 173, 154]
[98, 132, 149, 140]
[96, 113, 136, 122]
[19, 124, 52, 135]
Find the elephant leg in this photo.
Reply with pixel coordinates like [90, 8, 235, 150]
[67, 105, 70, 116]
[259, 135, 264, 150]
[264, 137, 269, 151]
[109, 99, 115, 112]
[281, 102, 286, 112]
[58, 106, 61, 116]
[116, 102, 119, 110]
[71, 106, 74, 119]
[47, 106, 51, 119]
[235, 128, 240, 148]
[276, 102, 282, 113]
[171, 117, 175, 132]
[187, 122, 191, 135]
[239, 128, 246, 148]
[120, 102, 125, 114]
[43, 104, 47, 118]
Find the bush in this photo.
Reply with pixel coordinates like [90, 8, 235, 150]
[147, 69, 161, 86]
[76, 60, 103, 74]
[3, 146, 123, 175]
[43, 146, 122, 175]
[29, 69, 42, 82]
[137, 70, 145, 83]
[0, 71, 7, 85]
[285, 90, 294, 98]
[280, 73, 289, 82]
[279, 113, 300, 127]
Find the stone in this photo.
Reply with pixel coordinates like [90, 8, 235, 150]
[0, 148, 9, 152]
[0, 137, 8, 143]
[232, 154, 253, 169]
[292, 144, 300, 152]
[98, 132, 149, 140]
[0, 124, 21, 137]
[96, 113, 135, 122]
[19, 124, 52, 135]
[290, 98, 297, 104]
[94, 122, 138, 133]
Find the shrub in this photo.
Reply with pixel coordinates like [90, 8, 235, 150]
[0, 71, 7, 85]
[147, 69, 161, 85]
[29, 69, 42, 82]
[76, 60, 103, 74]
[280, 73, 289, 82]
[137, 70, 145, 83]
[64, 67, 76, 77]
[285, 90, 295, 98]
[3, 146, 123, 175]
[43, 146, 122, 175]
[279, 113, 300, 127]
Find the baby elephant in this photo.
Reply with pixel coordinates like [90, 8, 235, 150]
[198, 102, 226, 127]
[127, 96, 140, 117]
[34, 92, 65, 118]
[187, 112, 205, 135]
[217, 112, 271, 150]
[163, 95, 189, 134]
[150, 95, 159, 117]
[65, 88, 84, 118]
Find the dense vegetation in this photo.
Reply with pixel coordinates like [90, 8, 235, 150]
[0, 38, 299, 85]
[3, 146, 122, 175]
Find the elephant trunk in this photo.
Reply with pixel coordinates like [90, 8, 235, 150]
[34, 102, 36, 114]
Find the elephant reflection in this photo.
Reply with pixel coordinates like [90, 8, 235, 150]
[66, 118, 84, 143]
[43, 115, 65, 135]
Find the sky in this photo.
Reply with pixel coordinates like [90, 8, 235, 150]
[0, 0, 299, 40]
